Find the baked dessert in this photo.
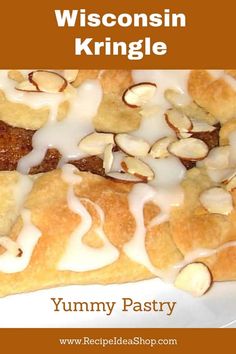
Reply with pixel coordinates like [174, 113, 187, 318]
[0, 69, 236, 298]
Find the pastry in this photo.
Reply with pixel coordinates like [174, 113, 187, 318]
[0, 69, 236, 298]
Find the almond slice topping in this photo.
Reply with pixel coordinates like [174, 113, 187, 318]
[190, 119, 216, 133]
[174, 263, 212, 297]
[103, 143, 114, 174]
[78, 132, 114, 155]
[121, 157, 154, 181]
[29, 70, 68, 93]
[15, 80, 39, 92]
[203, 146, 230, 170]
[106, 171, 142, 183]
[164, 89, 190, 108]
[221, 169, 236, 184]
[122, 82, 157, 108]
[177, 131, 193, 139]
[225, 175, 236, 191]
[115, 134, 150, 157]
[168, 138, 209, 161]
[199, 187, 233, 215]
[149, 136, 176, 159]
[165, 109, 193, 133]
[206, 168, 236, 184]
[63, 70, 79, 83]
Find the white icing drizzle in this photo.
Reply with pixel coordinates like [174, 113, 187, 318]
[168, 240, 236, 281]
[125, 183, 236, 280]
[149, 186, 184, 227]
[13, 174, 33, 212]
[124, 183, 183, 277]
[17, 79, 103, 173]
[124, 184, 165, 277]
[110, 147, 187, 188]
[200, 130, 236, 183]
[131, 70, 191, 146]
[1, 69, 235, 281]
[132, 70, 191, 106]
[132, 106, 174, 144]
[0, 209, 42, 273]
[0, 70, 64, 110]
[58, 164, 119, 271]
[141, 155, 186, 189]
[61, 163, 82, 185]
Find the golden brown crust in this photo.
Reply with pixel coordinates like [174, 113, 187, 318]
[170, 168, 236, 281]
[0, 167, 236, 297]
[1, 69, 236, 298]
[0, 70, 136, 131]
[188, 70, 236, 123]
[0, 169, 182, 297]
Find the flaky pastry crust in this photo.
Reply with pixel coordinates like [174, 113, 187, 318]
[0, 69, 236, 297]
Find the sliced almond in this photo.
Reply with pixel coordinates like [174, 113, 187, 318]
[165, 109, 192, 133]
[164, 89, 190, 108]
[174, 263, 212, 297]
[63, 70, 79, 83]
[149, 136, 176, 158]
[177, 131, 193, 139]
[206, 168, 236, 184]
[78, 132, 114, 155]
[122, 82, 157, 108]
[199, 187, 233, 215]
[29, 70, 68, 93]
[182, 102, 218, 125]
[15, 80, 39, 92]
[225, 175, 236, 191]
[106, 171, 142, 183]
[221, 170, 236, 184]
[121, 157, 154, 181]
[115, 134, 150, 157]
[164, 89, 218, 125]
[203, 146, 230, 170]
[0, 236, 22, 257]
[103, 143, 114, 174]
[190, 119, 216, 133]
[168, 138, 209, 161]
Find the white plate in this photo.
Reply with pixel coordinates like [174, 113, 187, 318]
[0, 279, 235, 328]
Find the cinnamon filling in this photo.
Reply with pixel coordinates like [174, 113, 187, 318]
[0, 120, 105, 176]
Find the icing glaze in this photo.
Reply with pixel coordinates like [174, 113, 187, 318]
[0, 209, 42, 273]
[0, 70, 235, 281]
[17, 79, 103, 173]
[168, 240, 236, 281]
[58, 164, 119, 271]
[124, 183, 183, 276]
[13, 174, 33, 212]
[0, 70, 64, 110]
[132, 70, 191, 106]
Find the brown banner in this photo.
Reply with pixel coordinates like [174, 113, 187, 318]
[0, 328, 235, 353]
[0, 0, 235, 68]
